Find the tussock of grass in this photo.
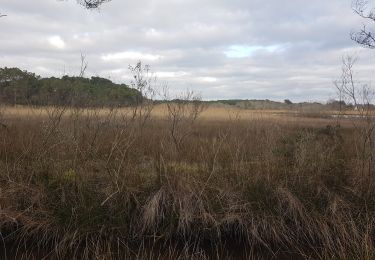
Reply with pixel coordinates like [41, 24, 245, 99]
[0, 106, 374, 259]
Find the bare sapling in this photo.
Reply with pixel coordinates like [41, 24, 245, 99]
[79, 53, 88, 78]
[0, 103, 6, 129]
[128, 61, 157, 130]
[164, 87, 207, 151]
[41, 105, 67, 151]
[335, 55, 375, 181]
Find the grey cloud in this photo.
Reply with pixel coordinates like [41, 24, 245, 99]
[1, 0, 374, 102]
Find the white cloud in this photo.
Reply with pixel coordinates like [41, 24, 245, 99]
[48, 35, 66, 49]
[156, 71, 190, 78]
[145, 28, 162, 38]
[101, 51, 162, 61]
[224, 45, 283, 58]
[198, 77, 218, 83]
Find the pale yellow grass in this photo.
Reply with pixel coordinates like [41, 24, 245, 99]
[1, 104, 346, 127]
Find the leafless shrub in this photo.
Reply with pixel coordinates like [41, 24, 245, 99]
[163, 88, 207, 151]
[335, 54, 375, 186]
[128, 61, 157, 129]
[79, 53, 88, 78]
[42, 106, 67, 145]
[0, 105, 6, 129]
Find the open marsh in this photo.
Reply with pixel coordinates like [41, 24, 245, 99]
[0, 105, 374, 259]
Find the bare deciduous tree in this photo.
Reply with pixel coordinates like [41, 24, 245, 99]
[352, 0, 375, 48]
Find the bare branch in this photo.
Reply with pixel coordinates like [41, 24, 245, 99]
[351, 25, 375, 48]
[352, 0, 375, 48]
[79, 53, 88, 78]
[128, 61, 157, 128]
[163, 87, 207, 151]
[352, 0, 375, 21]
[335, 55, 359, 109]
[335, 53, 375, 177]
[77, 0, 110, 9]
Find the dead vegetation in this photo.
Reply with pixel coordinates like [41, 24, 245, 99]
[0, 103, 373, 259]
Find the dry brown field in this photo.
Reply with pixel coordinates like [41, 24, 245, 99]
[0, 104, 374, 259]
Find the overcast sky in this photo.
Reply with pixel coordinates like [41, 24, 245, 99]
[1, 0, 374, 101]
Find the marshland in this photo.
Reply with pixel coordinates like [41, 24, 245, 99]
[0, 99, 374, 259]
[1, 0, 375, 259]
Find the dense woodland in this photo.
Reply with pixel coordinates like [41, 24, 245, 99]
[0, 67, 141, 107]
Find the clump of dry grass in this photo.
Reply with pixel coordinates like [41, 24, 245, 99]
[0, 105, 374, 259]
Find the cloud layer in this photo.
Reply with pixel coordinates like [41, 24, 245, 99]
[1, 0, 374, 101]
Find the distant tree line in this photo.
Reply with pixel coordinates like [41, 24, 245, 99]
[0, 67, 141, 107]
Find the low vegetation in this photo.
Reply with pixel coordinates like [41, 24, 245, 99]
[0, 103, 374, 259]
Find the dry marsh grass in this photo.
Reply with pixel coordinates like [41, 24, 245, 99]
[2, 104, 342, 124]
[0, 104, 374, 259]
